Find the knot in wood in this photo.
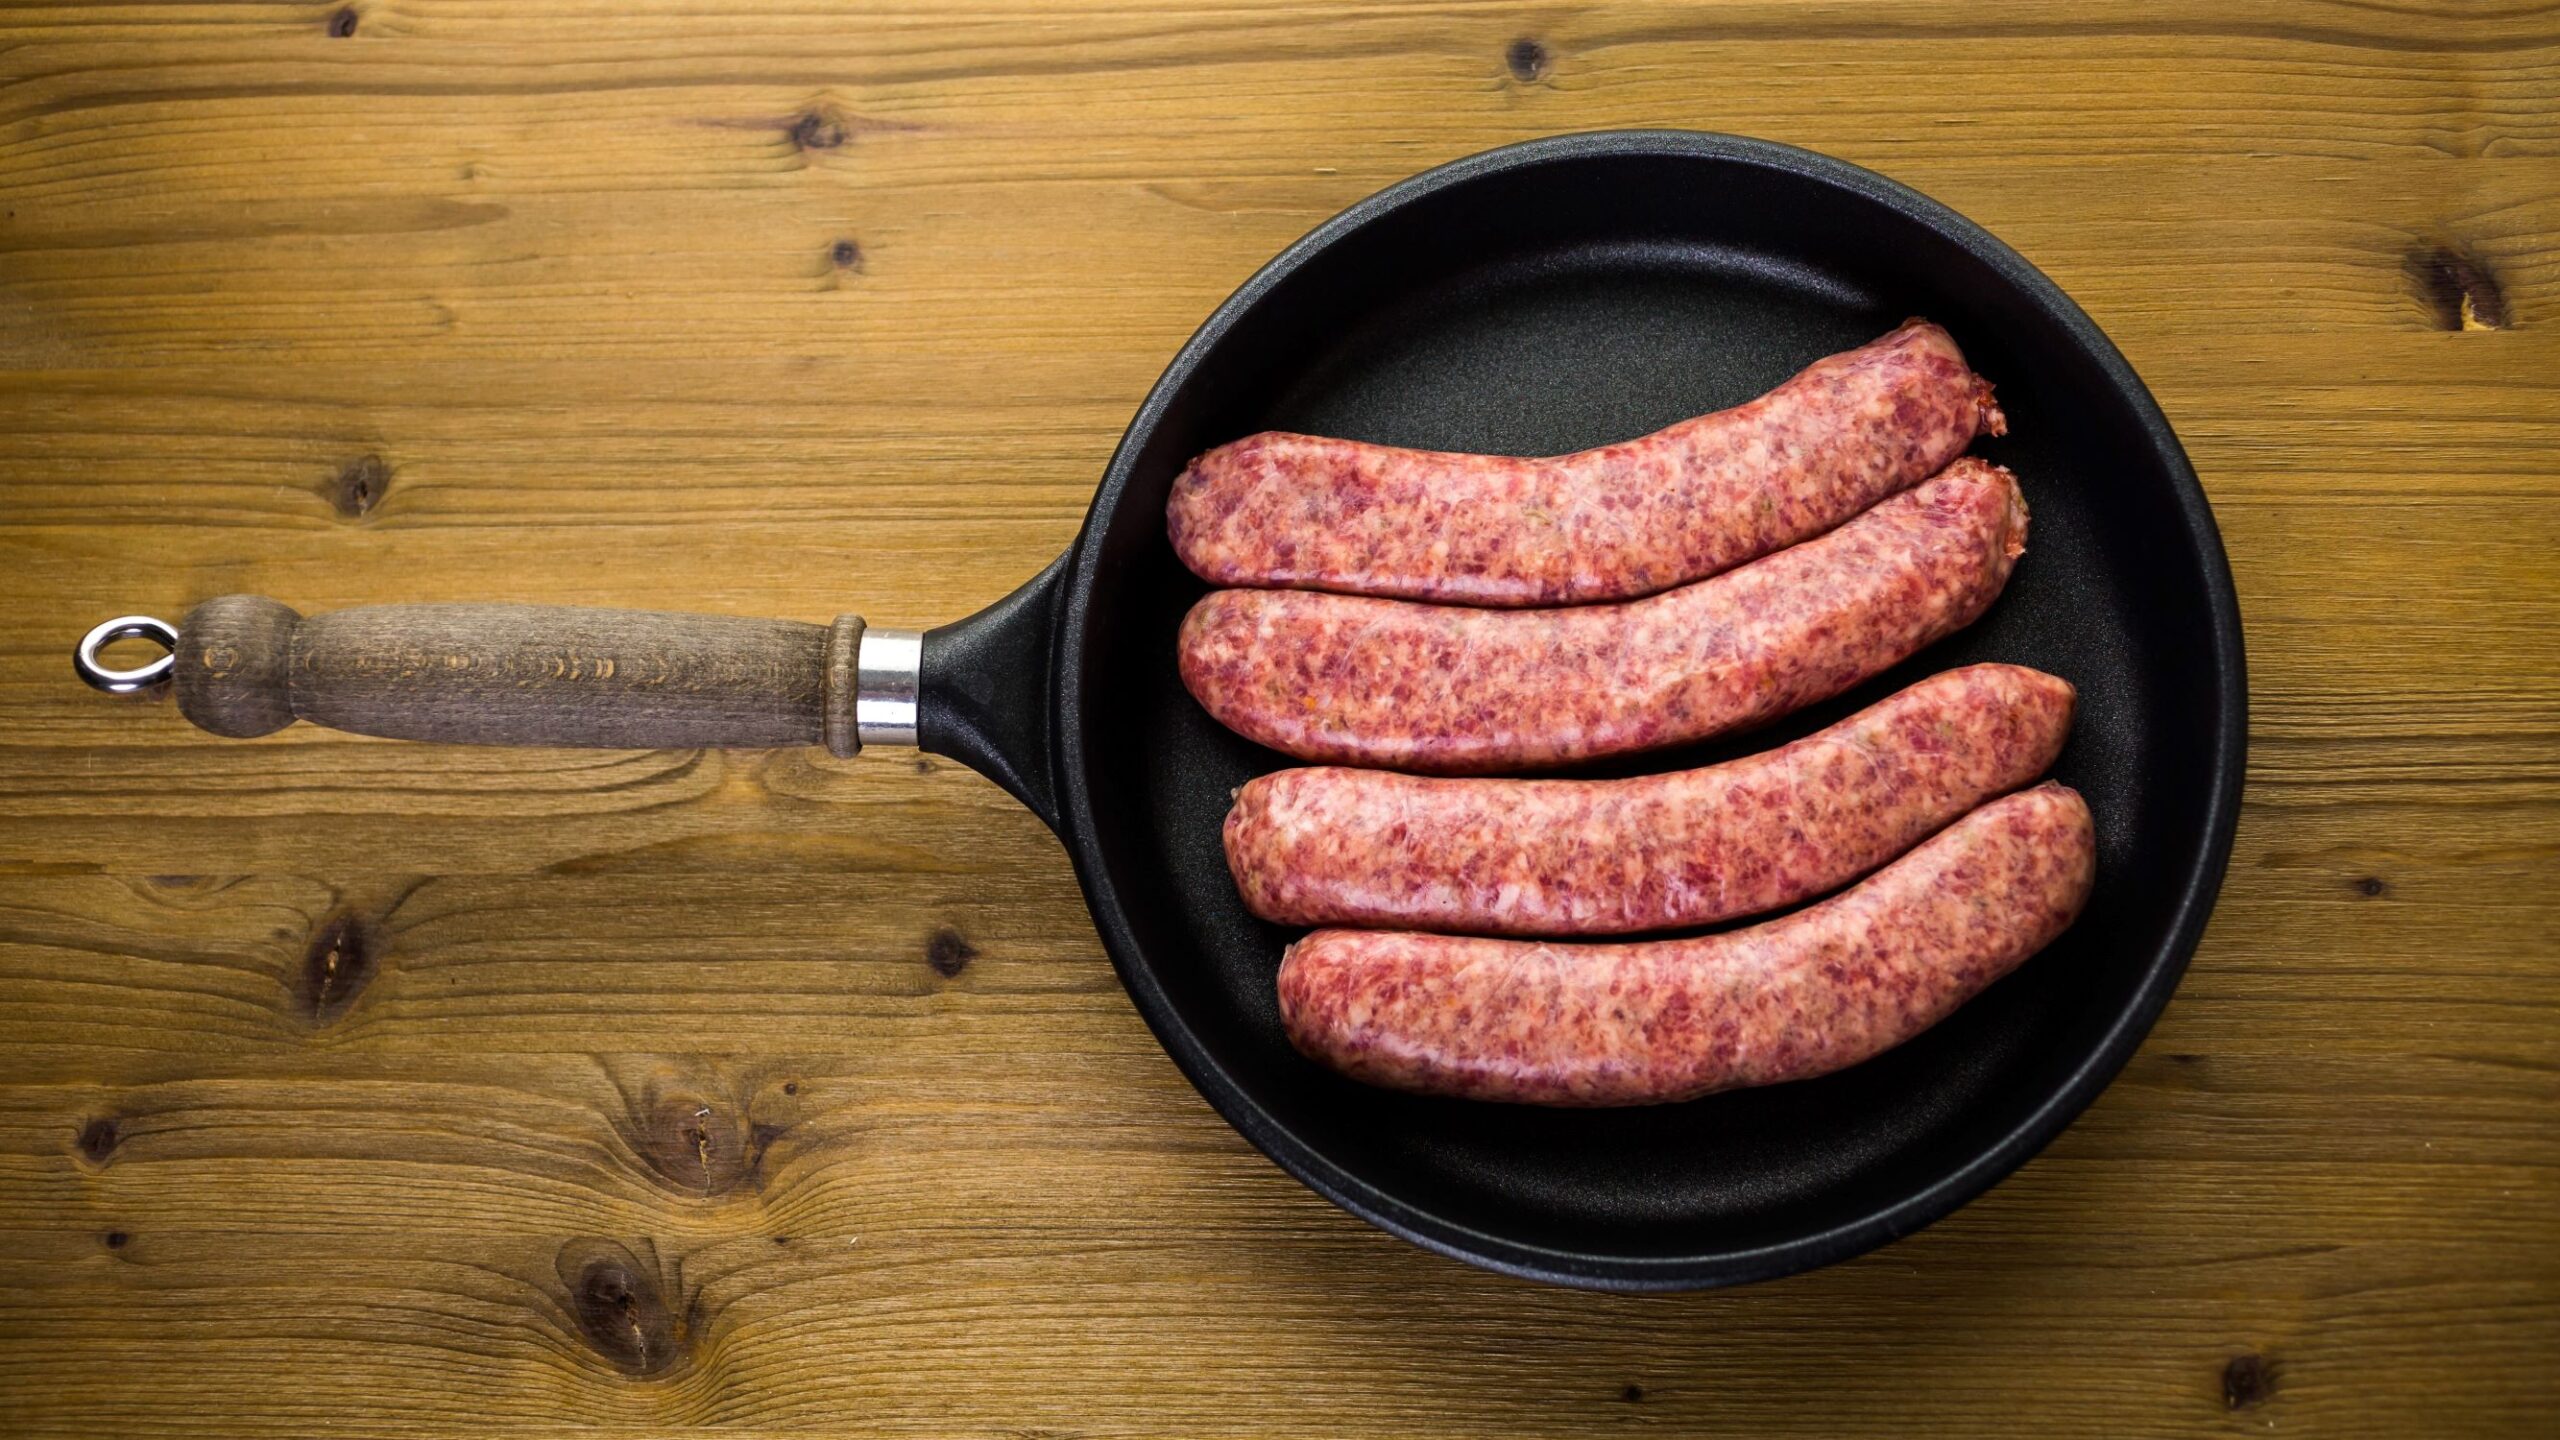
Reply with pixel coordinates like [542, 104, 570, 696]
[636, 1090, 752, 1196]
[1505, 37, 1552, 82]
[557, 1240, 692, 1378]
[925, 926, 978, 978]
[789, 110, 849, 151]
[2406, 244, 2509, 331]
[2222, 1351, 2278, 1411]
[323, 453, 392, 520]
[300, 911, 378, 1025]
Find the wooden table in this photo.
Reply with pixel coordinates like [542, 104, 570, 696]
[2, 3, 2553, 1435]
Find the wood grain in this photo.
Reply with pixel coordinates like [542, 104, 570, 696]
[1, 1, 2555, 1436]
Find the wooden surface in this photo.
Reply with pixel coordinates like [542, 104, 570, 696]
[1, 1, 2554, 1435]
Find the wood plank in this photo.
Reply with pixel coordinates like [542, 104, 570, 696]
[0, 161, 2554, 363]
[0, 1166, 2551, 1437]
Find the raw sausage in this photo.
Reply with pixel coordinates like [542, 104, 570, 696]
[1226, 663, 2074, 936]
[1168, 319, 2001, 606]
[1278, 785, 2094, 1107]
[1179, 457, 2029, 773]
[1276, 783, 2096, 1107]
[1182, 459, 2027, 774]
[1166, 319, 2004, 606]
[1232, 662, 2071, 936]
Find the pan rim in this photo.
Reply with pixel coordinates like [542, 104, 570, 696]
[1053, 128, 2248, 1291]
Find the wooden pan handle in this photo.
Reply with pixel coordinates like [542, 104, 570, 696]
[165, 595, 896, 756]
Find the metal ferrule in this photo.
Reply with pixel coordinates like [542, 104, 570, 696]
[854, 627, 923, 748]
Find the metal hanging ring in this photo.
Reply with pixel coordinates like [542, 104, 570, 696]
[74, 615, 179, 694]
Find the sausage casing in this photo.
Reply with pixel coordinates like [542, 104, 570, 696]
[1166, 319, 2003, 606]
[1227, 663, 2075, 935]
[1180, 458, 2029, 774]
[1276, 784, 2097, 1106]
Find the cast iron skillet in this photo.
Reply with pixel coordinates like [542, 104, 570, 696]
[80, 132, 2246, 1290]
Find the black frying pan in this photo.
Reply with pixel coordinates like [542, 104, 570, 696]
[80, 132, 2246, 1290]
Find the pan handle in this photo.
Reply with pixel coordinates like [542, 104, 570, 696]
[77, 557, 1068, 831]
[104, 595, 902, 756]
[919, 554, 1066, 831]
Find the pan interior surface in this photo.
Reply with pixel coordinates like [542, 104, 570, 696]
[1062, 136, 2241, 1288]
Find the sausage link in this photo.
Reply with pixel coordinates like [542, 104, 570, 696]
[1167, 319, 2003, 606]
[1227, 663, 2074, 936]
[1276, 784, 2096, 1106]
[1180, 458, 2028, 774]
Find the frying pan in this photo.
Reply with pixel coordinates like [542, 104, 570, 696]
[75, 131, 2246, 1290]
